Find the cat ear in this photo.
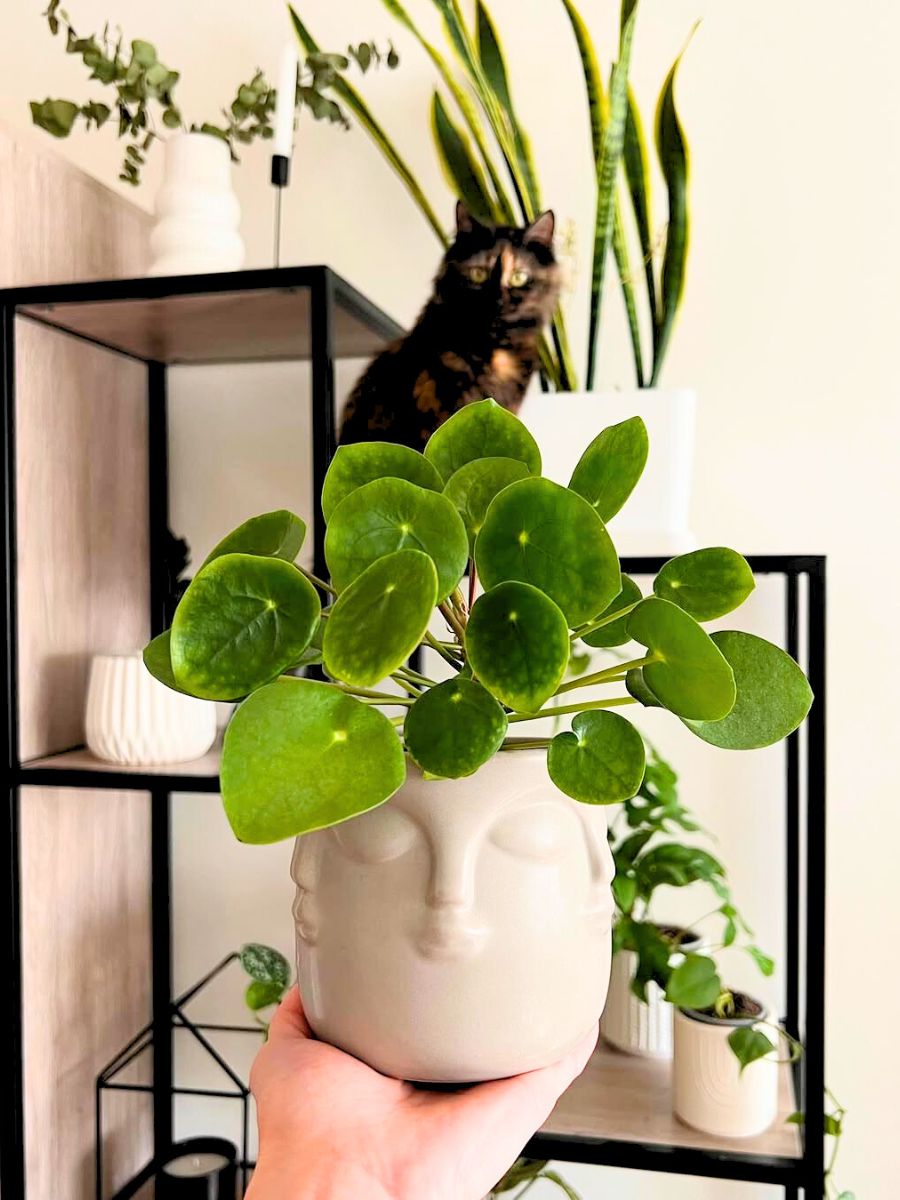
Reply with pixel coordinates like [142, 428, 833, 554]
[525, 210, 555, 247]
[456, 201, 491, 237]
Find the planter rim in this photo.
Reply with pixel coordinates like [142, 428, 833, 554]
[677, 996, 768, 1028]
[535, 386, 696, 401]
[404, 747, 548, 775]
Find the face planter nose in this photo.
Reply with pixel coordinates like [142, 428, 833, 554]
[417, 831, 487, 961]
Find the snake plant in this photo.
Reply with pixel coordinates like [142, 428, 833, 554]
[289, 0, 696, 390]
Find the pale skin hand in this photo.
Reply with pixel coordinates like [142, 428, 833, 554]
[247, 987, 598, 1200]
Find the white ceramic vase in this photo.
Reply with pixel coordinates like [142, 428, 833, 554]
[291, 751, 614, 1082]
[519, 389, 697, 557]
[601, 928, 701, 1059]
[149, 132, 244, 276]
[85, 652, 217, 766]
[673, 1004, 778, 1138]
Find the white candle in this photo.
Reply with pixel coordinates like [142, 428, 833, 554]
[273, 42, 299, 160]
[162, 1151, 231, 1177]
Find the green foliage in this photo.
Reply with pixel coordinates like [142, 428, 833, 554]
[653, 547, 755, 621]
[145, 407, 810, 845]
[239, 943, 292, 1030]
[568, 416, 649, 522]
[490, 1159, 582, 1199]
[727, 1024, 776, 1073]
[582, 575, 642, 648]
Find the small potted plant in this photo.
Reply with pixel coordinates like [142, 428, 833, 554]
[146, 399, 812, 1082]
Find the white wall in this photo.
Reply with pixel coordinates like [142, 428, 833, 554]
[3, 2, 899, 1197]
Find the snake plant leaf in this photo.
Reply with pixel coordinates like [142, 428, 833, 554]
[432, 91, 495, 225]
[321, 443, 443, 522]
[665, 953, 722, 1009]
[654, 548, 755, 621]
[323, 550, 438, 687]
[627, 597, 736, 720]
[583, 574, 642, 648]
[442, 456, 530, 553]
[466, 581, 570, 713]
[585, 0, 639, 390]
[221, 678, 405, 842]
[685, 631, 813, 749]
[624, 87, 657, 329]
[569, 415, 649, 522]
[325, 477, 468, 601]
[651, 27, 696, 385]
[475, 477, 620, 626]
[404, 677, 507, 778]
[548, 709, 646, 805]
[289, 6, 447, 244]
[625, 667, 662, 707]
[199, 509, 306, 570]
[424, 398, 541, 482]
[170, 554, 320, 701]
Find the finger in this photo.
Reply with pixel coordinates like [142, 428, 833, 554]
[267, 985, 313, 1042]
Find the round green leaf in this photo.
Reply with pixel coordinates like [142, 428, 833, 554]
[221, 678, 405, 842]
[200, 509, 306, 570]
[171, 554, 320, 700]
[548, 710, 646, 804]
[684, 631, 813, 749]
[583, 575, 642, 648]
[568, 416, 649, 522]
[325, 477, 468, 601]
[443, 457, 530, 553]
[627, 597, 736, 721]
[475, 477, 620, 626]
[322, 549, 438, 687]
[654, 547, 755, 621]
[142, 629, 189, 694]
[321, 442, 443, 522]
[625, 668, 663, 707]
[466, 581, 569, 713]
[424, 398, 541, 483]
[404, 678, 508, 778]
[666, 954, 722, 1009]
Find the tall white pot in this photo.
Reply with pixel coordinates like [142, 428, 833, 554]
[85, 652, 217, 766]
[673, 1005, 778, 1138]
[291, 751, 614, 1082]
[519, 389, 697, 557]
[149, 132, 244, 276]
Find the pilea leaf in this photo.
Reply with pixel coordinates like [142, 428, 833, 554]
[200, 509, 306, 570]
[568, 415, 649, 521]
[321, 442, 443, 522]
[424, 398, 541, 482]
[625, 667, 662, 707]
[654, 547, 755, 621]
[547, 710, 645, 804]
[583, 574, 642, 648]
[404, 678, 507, 778]
[142, 629, 190, 694]
[442, 456, 530, 553]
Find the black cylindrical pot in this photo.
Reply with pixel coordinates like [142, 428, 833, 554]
[156, 1137, 238, 1199]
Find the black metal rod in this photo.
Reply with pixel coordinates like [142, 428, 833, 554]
[148, 361, 169, 635]
[172, 952, 238, 1008]
[785, 571, 801, 1042]
[95, 1080, 103, 1200]
[150, 786, 173, 1158]
[310, 268, 336, 590]
[172, 1006, 249, 1095]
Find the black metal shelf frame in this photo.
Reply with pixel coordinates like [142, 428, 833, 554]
[1, 268, 826, 1198]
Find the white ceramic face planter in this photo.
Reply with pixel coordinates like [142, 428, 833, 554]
[291, 751, 614, 1083]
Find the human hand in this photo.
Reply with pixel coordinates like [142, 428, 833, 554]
[246, 986, 597, 1200]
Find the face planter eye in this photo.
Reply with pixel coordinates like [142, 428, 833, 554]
[332, 805, 419, 865]
[509, 267, 531, 288]
[489, 802, 572, 863]
[466, 265, 490, 284]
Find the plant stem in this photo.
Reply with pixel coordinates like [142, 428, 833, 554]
[300, 566, 336, 595]
[571, 599, 642, 642]
[467, 564, 477, 611]
[424, 631, 462, 668]
[390, 674, 422, 697]
[508, 695, 637, 723]
[500, 738, 552, 751]
[555, 655, 657, 695]
[438, 600, 467, 642]
[329, 682, 412, 704]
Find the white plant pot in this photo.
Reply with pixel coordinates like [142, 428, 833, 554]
[519, 389, 697, 557]
[673, 1005, 778, 1138]
[291, 751, 614, 1082]
[601, 927, 701, 1059]
[85, 652, 217, 766]
[149, 132, 244, 276]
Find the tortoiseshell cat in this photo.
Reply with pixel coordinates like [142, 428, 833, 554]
[339, 202, 560, 449]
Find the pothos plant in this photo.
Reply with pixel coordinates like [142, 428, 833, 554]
[143, 399, 813, 843]
[30, 1, 397, 184]
[238, 944, 582, 1198]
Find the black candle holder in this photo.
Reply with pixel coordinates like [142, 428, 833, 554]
[157, 1137, 238, 1199]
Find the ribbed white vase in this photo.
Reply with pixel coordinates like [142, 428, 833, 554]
[149, 132, 244, 276]
[85, 652, 217, 766]
[673, 1005, 778, 1138]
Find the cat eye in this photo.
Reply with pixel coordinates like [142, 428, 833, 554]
[467, 266, 490, 284]
[333, 806, 420, 864]
[489, 803, 572, 862]
[509, 268, 531, 288]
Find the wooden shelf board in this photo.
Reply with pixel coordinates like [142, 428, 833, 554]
[21, 742, 222, 789]
[539, 1041, 801, 1160]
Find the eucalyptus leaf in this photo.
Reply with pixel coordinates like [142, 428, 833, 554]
[684, 631, 813, 749]
[548, 710, 645, 804]
[325, 477, 468, 601]
[404, 678, 507, 778]
[654, 547, 755, 621]
[443, 457, 530, 553]
[424, 398, 541, 483]
[665, 953, 722, 1009]
[221, 678, 405, 842]
[583, 575, 642, 648]
[627, 597, 736, 720]
[240, 942, 291, 987]
[569, 416, 649, 522]
[323, 549, 437, 687]
[466, 581, 569, 713]
[200, 509, 306, 570]
[727, 1025, 776, 1074]
[475, 477, 620, 626]
[171, 554, 320, 700]
[321, 442, 443, 522]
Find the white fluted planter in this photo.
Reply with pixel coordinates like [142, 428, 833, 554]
[149, 132, 244, 276]
[673, 1002, 778, 1138]
[520, 389, 697, 557]
[601, 927, 701, 1059]
[85, 652, 217, 766]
